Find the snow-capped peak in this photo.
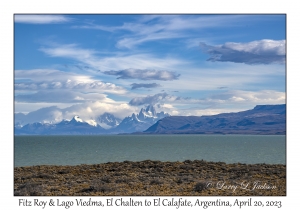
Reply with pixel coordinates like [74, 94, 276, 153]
[73, 115, 83, 122]
[146, 105, 156, 116]
[132, 113, 142, 122]
[85, 119, 98, 127]
[138, 105, 157, 120]
[96, 113, 121, 128]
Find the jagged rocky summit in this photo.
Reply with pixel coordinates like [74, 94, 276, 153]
[110, 105, 170, 133]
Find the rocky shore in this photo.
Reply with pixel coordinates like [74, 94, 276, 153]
[14, 160, 286, 196]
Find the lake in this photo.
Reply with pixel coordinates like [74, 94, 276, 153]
[14, 135, 286, 167]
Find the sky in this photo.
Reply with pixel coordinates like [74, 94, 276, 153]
[14, 14, 286, 123]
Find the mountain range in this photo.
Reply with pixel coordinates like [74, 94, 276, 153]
[143, 104, 286, 135]
[14, 104, 286, 135]
[14, 105, 169, 135]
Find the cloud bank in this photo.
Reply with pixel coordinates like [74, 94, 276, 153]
[104, 69, 180, 81]
[129, 93, 169, 106]
[200, 40, 286, 64]
[129, 90, 285, 107]
[15, 90, 110, 103]
[15, 69, 126, 94]
[15, 69, 127, 107]
[15, 102, 138, 125]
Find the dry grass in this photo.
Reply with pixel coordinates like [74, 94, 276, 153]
[14, 160, 286, 196]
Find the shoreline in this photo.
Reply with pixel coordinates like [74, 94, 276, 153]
[14, 160, 286, 196]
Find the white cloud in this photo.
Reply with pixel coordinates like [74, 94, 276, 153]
[15, 80, 125, 94]
[15, 90, 112, 103]
[15, 69, 126, 94]
[14, 69, 128, 113]
[40, 44, 96, 61]
[129, 90, 285, 108]
[15, 69, 92, 82]
[14, 15, 72, 24]
[126, 88, 285, 118]
[40, 44, 187, 72]
[15, 102, 74, 114]
[104, 69, 180, 81]
[116, 31, 185, 49]
[200, 40, 286, 64]
[156, 103, 180, 116]
[63, 101, 138, 120]
[129, 93, 169, 106]
[74, 15, 245, 49]
[208, 90, 285, 105]
[15, 101, 139, 125]
[224, 40, 286, 55]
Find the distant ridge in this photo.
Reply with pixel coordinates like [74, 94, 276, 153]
[14, 104, 286, 135]
[14, 105, 169, 135]
[143, 104, 286, 135]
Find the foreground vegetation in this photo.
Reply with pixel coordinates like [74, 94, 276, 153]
[14, 160, 286, 196]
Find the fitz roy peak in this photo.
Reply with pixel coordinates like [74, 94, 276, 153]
[138, 105, 157, 120]
[112, 105, 170, 133]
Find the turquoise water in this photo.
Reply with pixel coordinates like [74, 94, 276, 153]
[14, 135, 286, 167]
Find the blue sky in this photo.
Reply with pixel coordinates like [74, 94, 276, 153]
[14, 14, 286, 122]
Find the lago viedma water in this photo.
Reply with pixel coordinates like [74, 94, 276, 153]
[14, 135, 286, 167]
